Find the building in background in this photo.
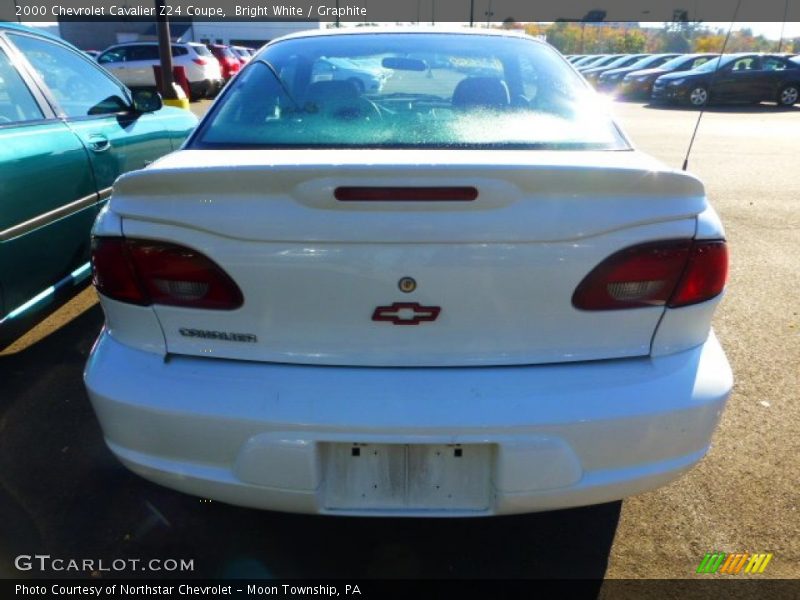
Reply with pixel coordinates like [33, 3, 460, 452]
[58, 20, 191, 51]
[56, 20, 321, 52]
[186, 21, 322, 48]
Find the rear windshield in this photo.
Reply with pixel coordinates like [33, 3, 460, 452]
[191, 33, 627, 151]
[191, 44, 212, 57]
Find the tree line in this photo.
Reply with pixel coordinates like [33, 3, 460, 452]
[513, 22, 798, 55]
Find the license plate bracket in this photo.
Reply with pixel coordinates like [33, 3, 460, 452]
[322, 443, 492, 511]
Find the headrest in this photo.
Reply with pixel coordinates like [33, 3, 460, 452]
[305, 80, 360, 105]
[452, 77, 510, 109]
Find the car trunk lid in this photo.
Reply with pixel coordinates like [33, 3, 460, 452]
[111, 149, 705, 366]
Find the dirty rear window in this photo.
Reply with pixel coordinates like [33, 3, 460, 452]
[191, 33, 628, 151]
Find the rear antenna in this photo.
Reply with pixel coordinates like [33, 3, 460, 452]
[682, 0, 742, 172]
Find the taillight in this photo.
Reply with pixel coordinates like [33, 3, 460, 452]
[192, 57, 207, 66]
[668, 241, 729, 308]
[91, 237, 243, 310]
[91, 238, 147, 305]
[572, 239, 727, 311]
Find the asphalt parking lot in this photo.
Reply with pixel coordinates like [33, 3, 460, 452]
[1, 99, 798, 581]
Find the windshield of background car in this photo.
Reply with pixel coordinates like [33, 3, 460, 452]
[660, 54, 710, 70]
[692, 56, 734, 73]
[192, 45, 213, 57]
[603, 55, 643, 69]
[573, 55, 605, 66]
[191, 33, 628, 150]
[589, 55, 623, 68]
[627, 55, 667, 69]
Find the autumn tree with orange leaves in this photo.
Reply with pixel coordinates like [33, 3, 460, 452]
[521, 22, 796, 55]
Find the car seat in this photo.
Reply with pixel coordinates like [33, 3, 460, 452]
[452, 76, 510, 109]
[303, 80, 380, 121]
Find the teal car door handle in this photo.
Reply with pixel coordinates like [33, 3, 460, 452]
[88, 134, 110, 152]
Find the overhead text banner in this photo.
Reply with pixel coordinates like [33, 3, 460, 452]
[3, 0, 800, 23]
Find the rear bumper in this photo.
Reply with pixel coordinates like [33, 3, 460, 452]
[84, 332, 732, 516]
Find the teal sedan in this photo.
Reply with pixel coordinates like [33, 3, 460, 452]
[0, 24, 197, 346]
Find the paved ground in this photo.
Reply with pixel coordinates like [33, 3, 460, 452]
[1, 100, 798, 580]
[605, 101, 800, 579]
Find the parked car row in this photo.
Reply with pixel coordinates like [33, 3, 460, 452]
[95, 41, 257, 101]
[230, 45, 255, 64]
[566, 51, 800, 107]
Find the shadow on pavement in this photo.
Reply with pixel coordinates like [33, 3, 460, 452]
[202, 500, 622, 579]
[0, 304, 620, 582]
[0, 281, 92, 352]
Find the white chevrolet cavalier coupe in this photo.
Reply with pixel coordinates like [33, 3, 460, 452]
[84, 28, 732, 516]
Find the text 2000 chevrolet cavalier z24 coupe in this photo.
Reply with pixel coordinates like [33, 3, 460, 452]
[85, 28, 732, 517]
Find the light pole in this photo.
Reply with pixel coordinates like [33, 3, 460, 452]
[580, 22, 585, 54]
[154, 0, 178, 102]
[777, 0, 789, 52]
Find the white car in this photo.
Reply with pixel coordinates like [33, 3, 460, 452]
[311, 57, 390, 93]
[96, 41, 223, 100]
[85, 28, 732, 517]
[231, 45, 254, 64]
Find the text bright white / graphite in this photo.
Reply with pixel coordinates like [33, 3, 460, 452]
[235, 4, 367, 17]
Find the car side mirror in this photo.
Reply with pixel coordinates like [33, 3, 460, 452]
[87, 95, 130, 116]
[132, 89, 163, 113]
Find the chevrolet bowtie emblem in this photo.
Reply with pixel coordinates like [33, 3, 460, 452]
[372, 302, 441, 325]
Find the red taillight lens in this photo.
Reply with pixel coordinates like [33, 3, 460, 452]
[572, 239, 727, 311]
[91, 238, 148, 305]
[91, 238, 243, 310]
[192, 57, 207, 66]
[668, 241, 728, 308]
